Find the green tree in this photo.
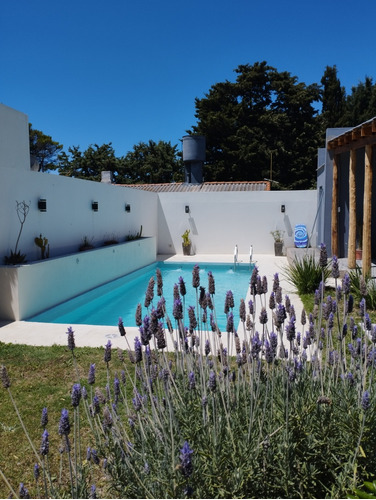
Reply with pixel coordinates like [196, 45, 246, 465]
[189, 61, 321, 189]
[29, 124, 63, 172]
[339, 76, 376, 126]
[320, 65, 346, 128]
[58, 143, 121, 181]
[118, 140, 183, 184]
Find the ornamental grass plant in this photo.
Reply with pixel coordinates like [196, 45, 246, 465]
[2, 244, 376, 498]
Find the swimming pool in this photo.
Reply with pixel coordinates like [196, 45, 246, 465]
[28, 261, 253, 330]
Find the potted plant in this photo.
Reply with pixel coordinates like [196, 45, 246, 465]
[182, 229, 192, 256]
[271, 229, 284, 256]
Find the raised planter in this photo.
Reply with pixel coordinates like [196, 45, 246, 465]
[0, 237, 156, 321]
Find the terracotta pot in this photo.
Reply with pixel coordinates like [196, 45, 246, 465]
[356, 249, 362, 260]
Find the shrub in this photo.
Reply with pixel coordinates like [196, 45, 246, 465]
[283, 253, 331, 294]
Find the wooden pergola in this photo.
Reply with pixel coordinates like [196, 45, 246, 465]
[327, 117, 376, 275]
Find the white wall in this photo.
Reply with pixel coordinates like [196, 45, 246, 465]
[0, 103, 29, 171]
[0, 165, 158, 261]
[157, 190, 318, 255]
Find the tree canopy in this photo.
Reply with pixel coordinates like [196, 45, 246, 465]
[117, 140, 183, 184]
[29, 124, 63, 172]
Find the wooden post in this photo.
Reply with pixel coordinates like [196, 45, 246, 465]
[362, 144, 373, 275]
[348, 149, 357, 268]
[331, 154, 339, 257]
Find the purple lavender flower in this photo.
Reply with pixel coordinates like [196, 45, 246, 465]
[34, 463, 40, 481]
[188, 371, 196, 390]
[248, 299, 254, 316]
[188, 305, 197, 331]
[199, 286, 207, 308]
[206, 292, 213, 310]
[173, 298, 183, 320]
[92, 395, 100, 415]
[178, 276, 187, 296]
[276, 304, 286, 327]
[66, 326, 75, 351]
[144, 276, 155, 308]
[224, 290, 234, 314]
[208, 370, 217, 391]
[1, 365, 10, 389]
[236, 299, 245, 324]
[251, 332, 262, 358]
[40, 429, 49, 456]
[270, 332, 278, 353]
[285, 317, 296, 342]
[250, 266, 258, 295]
[359, 298, 366, 318]
[156, 322, 167, 349]
[264, 340, 274, 363]
[88, 364, 96, 385]
[226, 312, 234, 333]
[362, 390, 371, 411]
[104, 340, 112, 363]
[208, 271, 215, 295]
[269, 292, 275, 310]
[71, 383, 82, 408]
[89, 485, 97, 499]
[91, 448, 100, 465]
[135, 303, 142, 326]
[259, 307, 268, 325]
[40, 407, 48, 428]
[156, 268, 163, 296]
[331, 255, 340, 278]
[19, 483, 30, 499]
[272, 273, 280, 293]
[365, 313, 372, 331]
[342, 273, 351, 294]
[319, 243, 328, 268]
[132, 390, 143, 412]
[192, 265, 200, 289]
[179, 441, 194, 477]
[134, 336, 142, 362]
[118, 317, 126, 336]
[262, 276, 268, 294]
[58, 409, 70, 436]
[275, 286, 282, 304]
[360, 276, 368, 297]
[346, 294, 354, 314]
[114, 376, 120, 401]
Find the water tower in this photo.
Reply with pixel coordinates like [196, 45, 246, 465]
[182, 135, 205, 184]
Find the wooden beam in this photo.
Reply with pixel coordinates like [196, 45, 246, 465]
[348, 149, 357, 269]
[362, 144, 373, 275]
[331, 154, 339, 257]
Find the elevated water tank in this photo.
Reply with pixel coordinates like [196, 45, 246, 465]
[182, 135, 206, 184]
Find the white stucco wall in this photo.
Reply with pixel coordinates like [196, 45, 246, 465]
[0, 103, 29, 171]
[157, 189, 318, 255]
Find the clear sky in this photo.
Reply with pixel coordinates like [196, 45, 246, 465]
[1, 0, 376, 158]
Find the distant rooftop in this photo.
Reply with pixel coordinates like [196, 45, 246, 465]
[121, 181, 271, 193]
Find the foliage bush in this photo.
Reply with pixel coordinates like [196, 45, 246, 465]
[1, 246, 376, 498]
[282, 252, 331, 294]
[349, 265, 376, 311]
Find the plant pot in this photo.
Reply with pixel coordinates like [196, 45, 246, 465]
[356, 248, 362, 260]
[182, 243, 191, 256]
[274, 241, 283, 256]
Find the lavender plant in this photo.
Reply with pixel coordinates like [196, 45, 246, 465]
[2, 256, 376, 498]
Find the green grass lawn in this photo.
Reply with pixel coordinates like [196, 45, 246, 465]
[0, 341, 129, 498]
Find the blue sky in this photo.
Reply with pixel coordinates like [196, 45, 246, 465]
[2, 0, 376, 158]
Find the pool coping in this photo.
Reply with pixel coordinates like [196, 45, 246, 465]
[0, 253, 302, 350]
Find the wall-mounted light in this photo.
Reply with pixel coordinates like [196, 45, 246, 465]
[281, 204, 285, 213]
[125, 204, 131, 213]
[38, 199, 47, 212]
[185, 205, 190, 214]
[92, 201, 99, 212]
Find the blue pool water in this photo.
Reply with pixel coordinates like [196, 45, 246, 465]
[28, 261, 253, 330]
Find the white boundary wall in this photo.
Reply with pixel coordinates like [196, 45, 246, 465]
[157, 190, 318, 255]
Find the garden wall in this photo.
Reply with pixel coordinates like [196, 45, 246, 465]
[0, 237, 156, 321]
[157, 189, 318, 256]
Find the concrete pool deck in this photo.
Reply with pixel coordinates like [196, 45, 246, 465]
[0, 253, 329, 351]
